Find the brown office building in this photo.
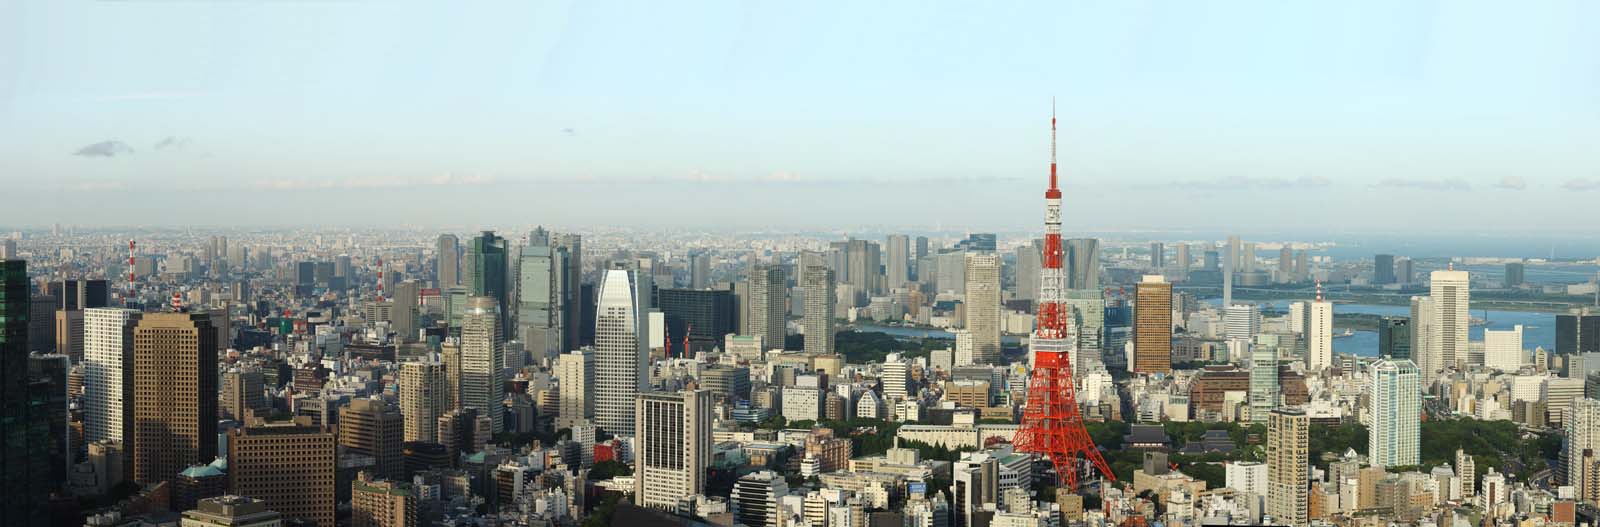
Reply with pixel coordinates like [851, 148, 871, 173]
[132, 312, 218, 487]
[229, 416, 337, 526]
[1134, 275, 1173, 374]
[341, 398, 405, 480]
[352, 472, 419, 527]
[1187, 366, 1310, 419]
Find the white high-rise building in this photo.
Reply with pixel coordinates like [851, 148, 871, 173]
[1563, 398, 1600, 497]
[84, 308, 141, 444]
[964, 253, 1001, 365]
[635, 389, 711, 509]
[1431, 270, 1471, 372]
[1287, 302, 1305, 335]
[460, 296, 505, 434]
[882, 353, 910, 405]
[595, 268, 645, 436]
[1306, 295, 1333, 372]
[1484, 325, 1525, 372]
[803, 265, 836, 356]
[1367, 358, 1420, 467]
[1224, 304, 1262, 341]
[1410, 296, 1437, 378]
[557, 348, 596, 429]
[399, 360, 449, 442]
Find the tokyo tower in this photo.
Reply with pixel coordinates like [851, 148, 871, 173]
[1012, 103, 1116, 491]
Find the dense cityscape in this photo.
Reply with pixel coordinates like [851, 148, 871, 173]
[6, 148, 1600, 526]
[8, 3, 1599, 527]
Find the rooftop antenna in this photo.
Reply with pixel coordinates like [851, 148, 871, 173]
[375, 256, 385, 302]
[126, 239, 137, 305]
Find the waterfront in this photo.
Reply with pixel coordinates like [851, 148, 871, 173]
[1211, 299, 1557, 357]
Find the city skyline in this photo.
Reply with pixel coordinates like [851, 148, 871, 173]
[3, 2, 1598, 231]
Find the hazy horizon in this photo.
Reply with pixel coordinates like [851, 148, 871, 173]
[4, 1, 1597, 231]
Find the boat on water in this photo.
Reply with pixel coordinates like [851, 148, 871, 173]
[1333, 329, 1356, 338]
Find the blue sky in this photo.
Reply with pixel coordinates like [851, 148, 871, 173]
[1, 1, 1597, 233]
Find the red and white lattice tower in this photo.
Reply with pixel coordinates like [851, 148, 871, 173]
[376, 256, 386, 302]
[171, 291, 184, 312]
[127, 240, 137, 302]
[1013, 103, 1116, 491]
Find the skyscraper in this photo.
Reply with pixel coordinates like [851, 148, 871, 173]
[634, 389, 712, 509]
[460, 296, 505, 434]
[1558, 310, 1600, 355]
[220, 368, 265, 422]
[1307, 292, 1333, 372]
[1431, 270, 1470, 372]
[1176, 243, 1190, 274]
[690, 252, 712, 289]
[556, 348, 595, 429]
[1267, 408, 1309, 525]
[391, 280, 419, 343]
[1484, 325, 1525, 372]
[1062, 289, 1104, 376]
[557, 233, 584, 353]
[844, 239, 884, 297]
[516, 241, 570, 359]
[1505, 262, 1526, 288]
[340, 398, 404, 480]
[436, 234, 460, 289]
[1367, 358, 1420, 468]
[964, 253, 1001, 365]
[886, 235, 910, 289]
[398, 360, 448, 443]
[84, 308, 141, 447]
[1065, 238, 1100, 290]
[1248, 337, 1279, 424]
[229, 417, 336, 527]
[1378, 316, 1411, 360]
[913, 236, 930, 280]
[1374, 254, 1396, 285]
[802, 265, 836, 357]
[1149, 242, 1164, 269]
[1134, 275, 1172, 374]
[1015, 242, 1041, 301]
[595, 269, 645, 436]
[468, 231, 511, 331]
[132, 312, 218, 487]
[1565, 398, 1600, 497]
[0, 259, 52, 526]
[748, 264, 786, 350]
[1277, 246, 1293, 282]
[1410, 296, 1437, 377]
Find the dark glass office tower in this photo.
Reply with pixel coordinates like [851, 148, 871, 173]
[1379, 316, 1411, 360]
[469, 231, 510, 331]
[1557, 312, 1600, 355]
[658, 288, 736, 351]
[1374, 254, 1396, 285]
[1, 260, 52, 525]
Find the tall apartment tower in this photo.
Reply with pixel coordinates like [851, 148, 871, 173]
[460, 296, 505, 434]
[1430, 270, 1471, 372]
[634, 389, 712, 509]
[1307, 293, 1334, 372]
[748, 264, 786, 351]
[1410, 296, 1437, 378]
[1175, 243, 1190, 274]
[1149, 242, 1164, 269]
[132, 312, 218, 487]
[84, 308, 141, 447]
[1224, 235, 1240, 308]
[1565, 399, 1600, 496]
[1457, 449, 1477, 497]
[1015, 242, 1041, 301]
[229, 417, 336, 527]
[341, 398, 405, 480]
[1267, 408, 1309, 526]
[964, 253, 1002, 365]
[1134, 275, 1173, 374]
[595, 269, 645, 437]
[436, 234, 460, 288]
[398, 361, 448, 443]
[556, 348, 596, 429]
[886, 235, 911, 289]
[1248, 339, 1279, 424]
[802, 265, 836, 357]
[1367, 359, 1420, 467]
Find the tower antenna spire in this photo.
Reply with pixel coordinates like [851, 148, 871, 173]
[1050, 97, 1057, 191]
